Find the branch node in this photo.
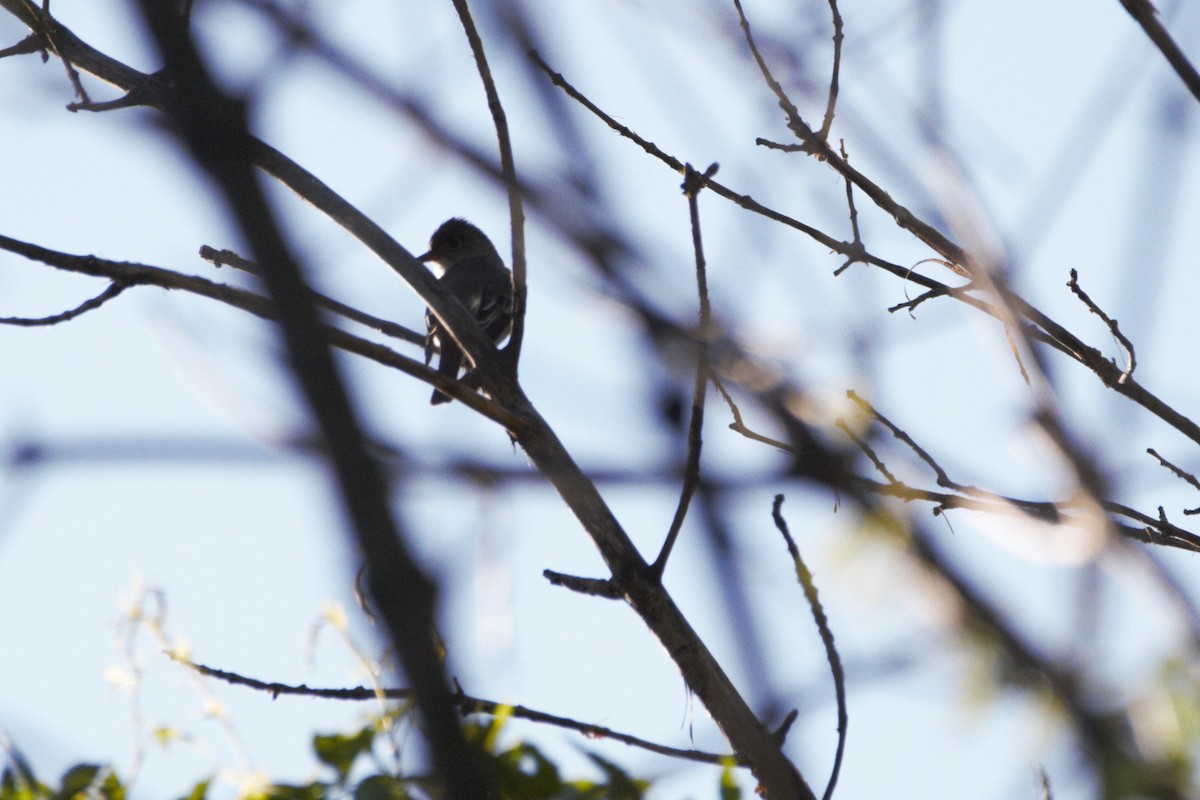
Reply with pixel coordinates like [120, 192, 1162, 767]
[773, 709, 799, 743]
[542, 570, 621, 599]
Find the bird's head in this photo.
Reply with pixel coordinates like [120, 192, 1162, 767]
[418, 218, 497, 268]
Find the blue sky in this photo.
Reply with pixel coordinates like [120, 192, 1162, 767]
[3, 1, 1200, 798]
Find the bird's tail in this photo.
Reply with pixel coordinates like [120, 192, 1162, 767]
[430, 341, 463, 405]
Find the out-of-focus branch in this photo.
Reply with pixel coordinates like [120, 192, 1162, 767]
[0, 1, 508, 404]
[198, 245, 425, 346]
[724, 0, 1200, 447]
[0, 234, 520, 427]
[131, 3, 491, 796]
[908, 528, 1147, 796]
[528, 51, 1200, 447]
[0, 8, 824, 791]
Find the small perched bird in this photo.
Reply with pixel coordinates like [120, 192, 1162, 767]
[419, 218, 514, 405]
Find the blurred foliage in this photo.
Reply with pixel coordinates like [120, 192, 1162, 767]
[0, 714, 657, 800]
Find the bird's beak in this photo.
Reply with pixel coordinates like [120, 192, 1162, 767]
[417, 250, 433, 263]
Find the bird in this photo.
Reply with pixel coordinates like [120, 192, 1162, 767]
[419, 218, 514, 405]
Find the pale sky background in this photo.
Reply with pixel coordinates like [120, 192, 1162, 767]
[2, 1, 1200, 798]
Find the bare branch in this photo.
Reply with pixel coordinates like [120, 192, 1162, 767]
[132, 3, 489, 794]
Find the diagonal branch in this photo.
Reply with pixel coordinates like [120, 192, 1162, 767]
[1115, 0, 1200, 103]
[131, 3, 489, 796]
[0, 0, 507, 406]
[530, 47, 1200, 448]
[0, 234, 520, 427]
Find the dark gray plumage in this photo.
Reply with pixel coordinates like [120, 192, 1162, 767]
[420, 218, 514, 405]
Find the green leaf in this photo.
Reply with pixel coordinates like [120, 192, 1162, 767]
[313, 726, 376, 783]
[53, 765, 100, 799]
[353, 774, 408, 800]
[495, 742, 563, 799]
[97, 771, 125, 800]
[2, 764, 45, 800]
[718, 763, 742, 800]
[2, 764, 43, 800]
[177, 778, 210, 800]
[261, 783, 327, 800]
[580, 751, 647, 799]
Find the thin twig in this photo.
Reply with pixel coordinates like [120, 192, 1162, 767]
[734, 0, 961, 280]
[198, 245, 424, 346]
[710, 366, 1200, 552]
[0, 280, 130, 326]
[771, 496, 847, 800]
[0, 32, 45, 59]
[1066, 268, 1136, 384]
[816, 0, 844, 143]
[1146, 447, 1200, 493]
[710, 374, 797, 453]
[846, 390, 954, 488]
[29, 1, 92, 105]
[175, 657, 746, 766]
[541, 570, 621, 599]
[653, 163, 718, 577]
[449, 0, 527, 370]
[832, 139, 863, 276]
[0, 233, 521, 428]
[733, 0, 823, 157]
[835, 419, 896, 485]
[527, 51, 1050, 345]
